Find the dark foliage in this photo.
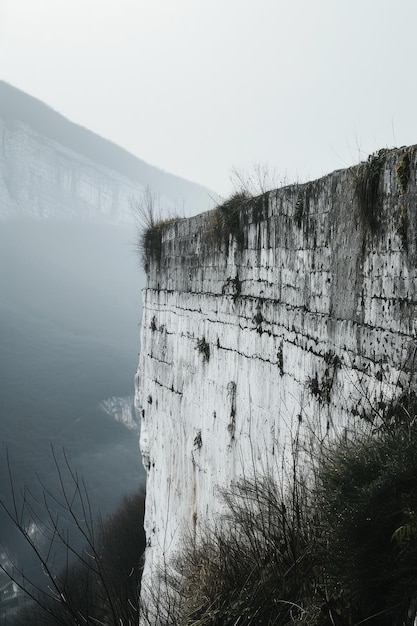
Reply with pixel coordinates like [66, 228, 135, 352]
[205, 192, 250, 250]
[98, 491, 146, 623]
[1, 450, 146, 626]
[163, 474, 319, 626]
[395, 151, 411, 195]
[196, 337, 210, 362]
[318, 393, 417, 626]
[354, 149, 387, 232]
[140, 217, 179, 273]
[132, 188, 180, 272]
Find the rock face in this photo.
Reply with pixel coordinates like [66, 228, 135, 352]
[136, 146, 417, 609]
[100, 395, 139, 431]
[0, 118, 142, 222]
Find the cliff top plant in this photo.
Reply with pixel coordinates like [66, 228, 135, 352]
[229, 163, 290, 197]
[395, 149, 411, 195]
[132, 187, 180, 272]
[205, 163, 283, 253]
[205, 191, 251, 251]
[353, 148, 388, 232]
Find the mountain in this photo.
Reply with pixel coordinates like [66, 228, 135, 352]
[0, 81, 215, 221]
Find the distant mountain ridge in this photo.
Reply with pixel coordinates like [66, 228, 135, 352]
[0, 81, 215, 221]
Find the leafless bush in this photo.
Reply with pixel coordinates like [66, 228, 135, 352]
[0, 447, 145, 625]
[158, 472, 320, 626]
[229, 164, 288, 196]
[353, 148, 387, 232]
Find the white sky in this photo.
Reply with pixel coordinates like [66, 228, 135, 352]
[1, 0, 416, 196]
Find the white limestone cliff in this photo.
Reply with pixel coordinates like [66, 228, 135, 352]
[136, 147, 417, 616]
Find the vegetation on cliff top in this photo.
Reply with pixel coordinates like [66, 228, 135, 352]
[132, 187, 181, 272]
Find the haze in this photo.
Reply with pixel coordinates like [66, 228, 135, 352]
[1, 0, 417, 195]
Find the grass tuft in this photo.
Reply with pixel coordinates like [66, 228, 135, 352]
[205, 192, 251, 250]
[132, 187, 180, 272]
[353, 149, 387, 232]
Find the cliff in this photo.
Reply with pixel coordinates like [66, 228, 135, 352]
[136, 146, 417, 604]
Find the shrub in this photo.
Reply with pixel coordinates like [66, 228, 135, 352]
[205, 192, 250, 250]
[317, 392, 417, 626]
[164, 474, 321, 626]
[353, 149, 387, 232]
[229, 164, 287, 197]
[132, 187, 180, 272]
[1, 449, 146, 625]
[395, 151, 411, 195]
[140, 217, 179, 272]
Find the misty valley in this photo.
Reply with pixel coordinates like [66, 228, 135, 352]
[0, 218, 146, 618]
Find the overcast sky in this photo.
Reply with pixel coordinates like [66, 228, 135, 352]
[1, 0, 416, 196]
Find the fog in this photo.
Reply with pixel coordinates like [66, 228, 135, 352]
[0, 217, 146, 581]
[2, 1, 417, 196]
[0, 81, 218, 609]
